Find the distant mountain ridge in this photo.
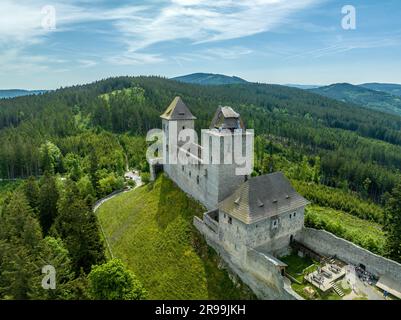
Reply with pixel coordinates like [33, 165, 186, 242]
[310, 83, 401, 116]
[359, 83, 401, 97]
[172, 73, 248, 85]
[0, 89, 47, 99]
[284, 84, 321, 89]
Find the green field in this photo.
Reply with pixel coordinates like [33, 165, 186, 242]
[97, 174, 255, 300]
[305, 205, 386, 255]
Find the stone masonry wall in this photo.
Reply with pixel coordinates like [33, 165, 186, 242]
[297, 227, 401, 283]
[193, 216, 300, 300]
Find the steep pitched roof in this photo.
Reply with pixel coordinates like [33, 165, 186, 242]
[160, 96, 197, 120]
[210, 106, 245, 130]
[218, 172, 310, 224]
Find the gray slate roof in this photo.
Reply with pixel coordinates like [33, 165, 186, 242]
[161, 97, 197, 120]
[219, 172, 310, 224]
[210, 106, 245, 130]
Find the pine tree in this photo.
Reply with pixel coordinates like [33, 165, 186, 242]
[38, 172, 59, 234]
[53, 187, 105, 274]
[0, 192, 43, 299]
[23, 176, 40, 212]
[384, 183, 401, 262]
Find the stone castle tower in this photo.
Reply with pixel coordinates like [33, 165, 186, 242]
[158, 96, 254, 209]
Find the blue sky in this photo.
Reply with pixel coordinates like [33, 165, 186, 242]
[1, 0, 401, 89]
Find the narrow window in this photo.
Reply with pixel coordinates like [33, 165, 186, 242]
[244, 175, 248, 182]
[196, 175, 199, 184]
[294, 212, 297, 217]
[189, 171, 191, 177]
[228, 217, 232, 225]
[182, 165, 184, 171]
[290, 213, 292, 219]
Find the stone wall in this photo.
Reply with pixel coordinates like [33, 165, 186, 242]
[298, 228, 401, 283]
[193, 216, 301, 300]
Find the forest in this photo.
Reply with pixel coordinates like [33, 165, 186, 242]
[1, 76, 401, 299]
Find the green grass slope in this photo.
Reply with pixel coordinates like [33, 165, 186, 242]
[305, 205, 386, 255]
[97, 174, 255, 300]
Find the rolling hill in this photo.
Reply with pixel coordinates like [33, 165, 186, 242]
[284, 84, 321, 89]
[310, 83, 401, 116]
[360, 83, 401, 97]
[97, 174, 256, 299]
[0, 89, 47, 99]
[172, 73, 248, 85]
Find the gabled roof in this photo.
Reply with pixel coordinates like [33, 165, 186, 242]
[218, 172, 310, 224]
[160, 96, 197, 120]
[210, 106, 245, 130]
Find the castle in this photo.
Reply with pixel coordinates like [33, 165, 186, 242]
[149, 97, 401, 300]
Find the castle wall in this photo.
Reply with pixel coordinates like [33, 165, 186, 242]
[249, 207, 304, 256]
[218, 207, 305, 259]
[166, 162, 219, 209]
[164, 129, 253, 210]
[297, 228, 401, 283]
[193, 216, 301, 300]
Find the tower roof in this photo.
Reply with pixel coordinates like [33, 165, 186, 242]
[218, 172, 310, 224]
[160, 97, 197, 120]
[210, 106, 245, 130]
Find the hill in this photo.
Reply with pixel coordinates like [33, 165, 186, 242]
[172, 73, 248, 85]
[2, 76, 401, 204]
[360, 83, 401, 97]
[284, 84, 321, 89]
[310, 83, 401, 116]
[97, 174, 256, 299]
[0, 89, 47, 99]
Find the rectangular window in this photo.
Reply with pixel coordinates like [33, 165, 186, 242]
[196, 176, 199, 184]
[228, 217, 232, 225]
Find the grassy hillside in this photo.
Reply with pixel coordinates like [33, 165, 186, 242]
[305, 205, 386, 255]
[310, 83, 401, 116]
[97, 174, 256, 300]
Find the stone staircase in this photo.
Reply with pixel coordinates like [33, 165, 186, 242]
[332, 283, 345, 297]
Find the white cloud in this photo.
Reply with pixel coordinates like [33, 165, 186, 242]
[104, 52, 164, 65]
[0, 0, 319, 72]
[114, 0, 320, 51]
[77, 59, 98, 68]
[284, 34, 401, 60]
